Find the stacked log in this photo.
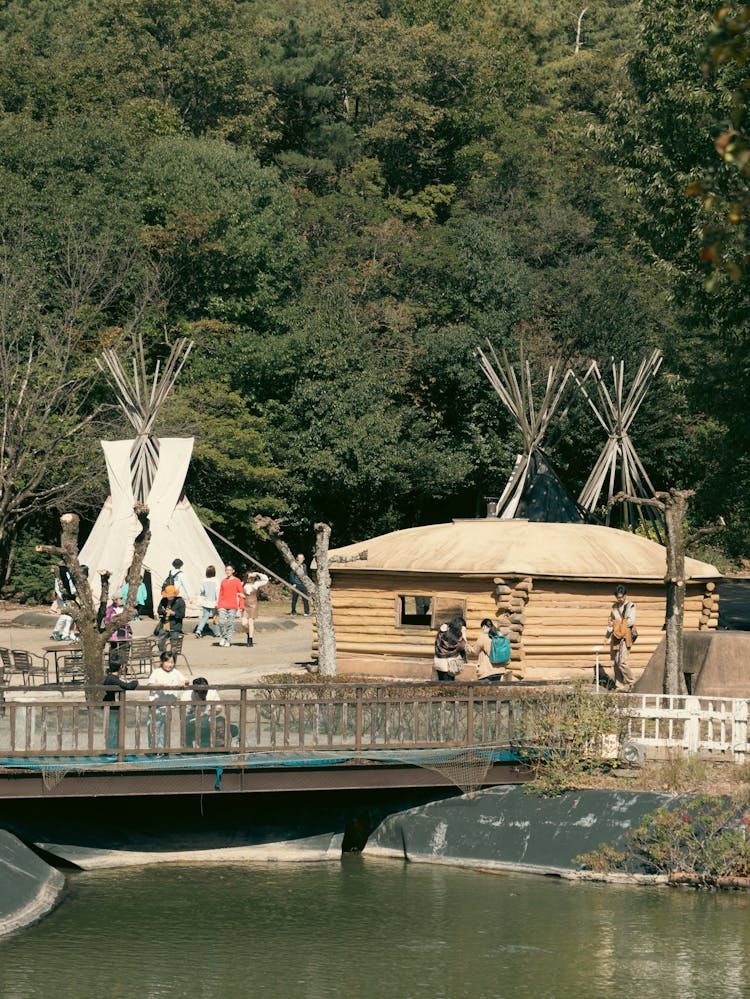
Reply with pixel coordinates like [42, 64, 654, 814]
[324, 572, 500, 661]
[493, 576, 531, 662]
[698, 581, 720, 630]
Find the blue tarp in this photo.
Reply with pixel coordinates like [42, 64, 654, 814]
[0, 746, 520, 773]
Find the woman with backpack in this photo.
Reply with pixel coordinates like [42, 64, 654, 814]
[470, 618, 507, 683]
[241, 570, 269, 647]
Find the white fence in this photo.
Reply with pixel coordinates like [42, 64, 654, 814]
[625, 694, 750, 763]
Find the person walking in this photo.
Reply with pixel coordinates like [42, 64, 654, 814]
[194, 565, 221, 639]
[166, 558, 190, 603]
[605, 584, 637, 692]
[289, 554, 310, 616]
[433, 616, 467, 681]
[241, 571, 269, 646]
[217, 564, 244, 648]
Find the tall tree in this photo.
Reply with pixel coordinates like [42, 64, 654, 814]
[0, 223, 148, 580]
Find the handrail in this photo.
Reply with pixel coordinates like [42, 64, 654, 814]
[0, 682, 526, 761]
[3, 684, 749, 764]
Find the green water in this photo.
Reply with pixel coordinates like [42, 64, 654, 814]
[1, 858, 749, 998]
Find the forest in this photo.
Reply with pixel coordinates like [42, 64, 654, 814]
[1, 0, 749, 598]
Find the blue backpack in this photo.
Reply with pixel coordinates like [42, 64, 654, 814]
[489, 633, 511, 665]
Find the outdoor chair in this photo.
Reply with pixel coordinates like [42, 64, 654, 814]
[167, 633, 192, 675]
[0, 647, 14, 680]
[58, 650, 85, 684]
[126, 638, 159, 678]
[11, 649, 50, 686]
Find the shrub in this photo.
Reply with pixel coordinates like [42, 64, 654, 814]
[577, 794, 750, 881]
[513, 683, 626, 796]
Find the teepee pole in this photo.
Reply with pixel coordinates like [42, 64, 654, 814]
[98, 336, 194, 503]
[478, 341, 577, 519]
[575, 350, 663, 532]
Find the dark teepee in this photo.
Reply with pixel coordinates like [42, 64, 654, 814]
[477, 343, 584, 523]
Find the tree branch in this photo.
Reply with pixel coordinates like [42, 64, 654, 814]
[608, 489, 666, 512]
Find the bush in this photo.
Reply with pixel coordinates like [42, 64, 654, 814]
[513, 683, 626, 796]
[577, 794, 750, 881]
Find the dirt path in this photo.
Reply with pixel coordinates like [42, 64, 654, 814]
[0, 601, 313, 685]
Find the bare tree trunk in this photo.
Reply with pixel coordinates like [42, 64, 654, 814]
[254, 516, 366, 677]
[575, 8, 587, 54]
[609, 487, 701, 696]
[38, 505, 151, 695]
[662, 489, 693, 697]
[313, 523, 338, 677]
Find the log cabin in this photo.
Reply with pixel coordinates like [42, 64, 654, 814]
[324, 520, 721, 680]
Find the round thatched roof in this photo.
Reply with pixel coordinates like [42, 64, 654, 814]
[328, 520, 720, 581]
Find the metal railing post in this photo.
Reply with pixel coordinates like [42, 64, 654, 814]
[239, 687, 247, 755]
[118, 691, 126, 763]
[355, 686, 363, 751]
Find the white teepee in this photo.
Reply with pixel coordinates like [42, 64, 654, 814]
[79, 339, 223, 611]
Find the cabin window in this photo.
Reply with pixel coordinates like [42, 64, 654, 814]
[395, 595, 433, 627]
[394, 595, 468, 629]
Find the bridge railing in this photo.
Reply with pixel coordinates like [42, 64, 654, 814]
[6, 684, 746, 765]
[0, 683, 532, 761]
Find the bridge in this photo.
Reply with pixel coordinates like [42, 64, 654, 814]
[0, 681, 535, 799]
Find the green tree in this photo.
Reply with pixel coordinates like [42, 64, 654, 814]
[138, 136, 306, 329]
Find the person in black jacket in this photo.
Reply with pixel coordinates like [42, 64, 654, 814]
[103, 661, 138, 750]
[155, 584, 186, 653]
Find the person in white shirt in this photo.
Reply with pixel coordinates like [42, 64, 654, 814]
[168, 558, 190, 603]
[146, 652, 188, 748]
[241, 571, 269, 647]
[194, 565, 221, 639]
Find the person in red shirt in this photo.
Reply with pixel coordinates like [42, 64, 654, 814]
[217, 564, 244, 648]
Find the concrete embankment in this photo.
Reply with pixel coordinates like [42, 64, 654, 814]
[0, 787, 451, 873]
[364, 785, 676, 879]
[0, 830, 65, 938]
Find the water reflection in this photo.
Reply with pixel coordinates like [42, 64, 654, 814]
[1, 858, 748, 998]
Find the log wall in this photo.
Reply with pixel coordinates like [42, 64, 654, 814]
[323, 570, 718, 678]
[521, 579, 711, 670]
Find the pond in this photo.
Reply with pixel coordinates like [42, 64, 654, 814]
[1, 857, 748, 998]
